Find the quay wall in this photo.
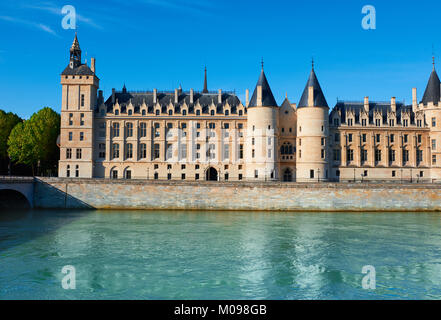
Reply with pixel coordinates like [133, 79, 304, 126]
[32, 178, 441, 212]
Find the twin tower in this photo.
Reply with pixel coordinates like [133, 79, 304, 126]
[246, 63, 329, 182]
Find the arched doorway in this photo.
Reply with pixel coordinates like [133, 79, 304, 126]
[206, 167, 218, 181]
[283, 168, 293, 182]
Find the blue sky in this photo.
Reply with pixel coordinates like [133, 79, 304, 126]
[0, 0, 440, 118]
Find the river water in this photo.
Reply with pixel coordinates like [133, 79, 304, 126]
[0, 209, 441, 300]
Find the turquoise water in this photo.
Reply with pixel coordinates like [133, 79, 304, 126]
[1, 210, 441, 300]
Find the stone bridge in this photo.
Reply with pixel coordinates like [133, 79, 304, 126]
[0, 176, 34, 209]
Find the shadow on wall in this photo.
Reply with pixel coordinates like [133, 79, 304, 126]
[34, 178, 95, 210]
[0, 189, 31, 210]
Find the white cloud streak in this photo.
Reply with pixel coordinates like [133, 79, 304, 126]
[0, 15, 58, 36]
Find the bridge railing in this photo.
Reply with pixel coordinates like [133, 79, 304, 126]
[0, 176, 34, 182]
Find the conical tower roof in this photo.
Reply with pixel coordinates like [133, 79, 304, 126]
[421, 63, 440, 105]
[70, 32, 81, 53]
[298, 67, 328, 108]
[248, 68, 278, 107]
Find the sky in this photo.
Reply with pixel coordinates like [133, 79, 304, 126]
[0, 0, 440, 119]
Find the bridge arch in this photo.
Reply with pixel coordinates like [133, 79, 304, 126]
[0, 189, 31, 210]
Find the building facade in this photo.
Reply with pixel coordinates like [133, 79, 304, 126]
[59, 35, 441, 183]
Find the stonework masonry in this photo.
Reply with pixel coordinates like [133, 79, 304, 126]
[34, 178, 441, 212]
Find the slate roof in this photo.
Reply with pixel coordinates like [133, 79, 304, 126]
[421, 68, 441, 105]
[298, 68, 328, 108]
[61, 64, 95, 76]
[102, 90, 243, 115]
[248, 69, 278, 107]
[330, 101, 415, 126]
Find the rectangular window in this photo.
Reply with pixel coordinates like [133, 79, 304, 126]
[166, 144, 173, 160]
[347, 149, 354, 161]
[255, 170, 259, 179]
[375, 149, 381, 162]
[140, 143, 147, 159]
[361, 119, 367, 127]
[417, 150, 423, 163]
[126, 123, 133, 137]
[361, 149, 368, 162]
[154, 144, 160, 159]
[112, 144, 119, 159]
[390, 134, 395, 143]
[112, 123, 120, 137]
[209, 144, 216, 160]
[389, 149, 395, 162]
[432, 139, 436, 150]
[224, 145, 230, 160]
[180, 144, 187, 159]
[81, 94, 85, 107]
[432, 117, 436, 127]
[140, 123, 147, 138]
[433, 155, 437, 165]
[80, 113, 84, 126]
[126, 143, 133, 159]
[310, 170, 314, 179]
[66, 148, 72, 159]
[76, 148, 82, 159]
[154, 123, 160, 137]
[389, 119, 395, 127]
[333, 149, 341, 161]
[403, 149, 409, 163]
[239, 144, 244, 159]
[321, 138, 325, 146]
[69, 113, 73, 126]
[348, 118, 353, 126]
[348, 134, 353, 143]
[362, 134, 367, 143]
[392, 171, 396, 177]
[418, 135, 422, 144]
[80, 132, 84, 141]
[376, 134, 381, 143]
[404, 135, 408, 143]
[376, 119, 381, 127]
[321, 149, 325, 159]
[69, 132, 73, 141]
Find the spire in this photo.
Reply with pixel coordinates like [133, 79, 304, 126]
[69, 32, 81, 69]
[421, 60, 440, 105]
[202, 66, 208, 93]
[298, 64, 328, 108]
[248, 66, 278, 108]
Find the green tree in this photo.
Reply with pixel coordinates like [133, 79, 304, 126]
[0, 110, 22, 159]
[8, 107, 60, 175]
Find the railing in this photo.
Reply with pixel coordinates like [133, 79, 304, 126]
[0, 176, 34, 182]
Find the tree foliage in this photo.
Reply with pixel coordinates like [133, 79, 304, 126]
[8, 107, 60, 173]
[0, 110, 22, 159]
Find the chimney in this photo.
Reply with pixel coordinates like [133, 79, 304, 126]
[391, 97, 396, 113]
[98, 90, 103, 102]
[218, 89, 222, 104]
[257, 86, 263, 107]
[308, 86, 314, 107]
[190, 89, 194, 104]
[364, 96, 369, 113]
[111, 88, 116, 104]
[91, 58, 96, 74]
[175, 89, 179, 104]
[245, 89, 249, 107]
[412, 88, 418, 111]
[153, 89, 157, 104]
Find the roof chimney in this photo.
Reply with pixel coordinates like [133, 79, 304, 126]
[111, 88, 116, 104]
[391, 97, 396, 113]
[153, 89, 157, 104]
[175, 89, 179, 104]
[308, 86, 314, 107]
[412, 88, 418, 111]
[245, 89, 249, 107]
[218, 89, 222, 104]
[364, 96, 369, 113]
[190, 89, 194, 104]
[91, 58, 96, 74]
[257, 86, 263, 107]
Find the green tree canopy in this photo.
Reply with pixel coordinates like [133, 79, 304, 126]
[0, 110, 22, 159]
[8, 107, 60, 174]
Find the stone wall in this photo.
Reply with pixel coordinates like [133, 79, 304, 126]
[33, 178, 441, 212]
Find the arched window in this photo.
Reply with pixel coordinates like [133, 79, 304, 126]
[182, 110, 187, 116]
[142, 109, 146, 116]
[211, 110, 215, 116]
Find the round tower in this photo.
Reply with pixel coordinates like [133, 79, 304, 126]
[245, 65, 279, 181]
[296, 64, 330, 182]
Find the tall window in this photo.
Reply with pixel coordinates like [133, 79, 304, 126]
[66, 165, 70, 178]
[80, 132, 84, 141]
[361, 149, 367, 162]
[154, 123, 160, 137]
[348, 118, 353, 126]
[347, 149, 354, 162]
[432, 117, 436, 127]
[376, 134, 381, 143]
[126, 143, 133, 159]
[433, 155, 437, 165]
[76, 148, 82, 159]
[239, 144, 244, 159]
[154, 144, 160, 159]
[69, 113, 73, 126]
[166, 144, 173, 160]
[417, 149, 423, 163]
[112, 123, 120, 137]
[81, 94, 85, 107]
[432, 139, 437, 150]
[80, 113, 85, 126]
[140, 123, 147, 138]
[75, 165, 79, 178]
[348, 134, 353, 143]
[362, 133, 367, 143]
[375, 149, 381, 162]
[66, 148, 72, 159]
[390, 134, 395, 143]
[389, 149, 395, 162]
[403, 149, 409, 163]
[126, 123, 133, 137]
[180, 144, 187, 159]
[224, 145, 230, 160]
[333, 149, 341, 161]
[69, 132, 73, 141]
[139, 143, 147, 159]
[112, 143, 119, 159]
[361, 119, 367, 127]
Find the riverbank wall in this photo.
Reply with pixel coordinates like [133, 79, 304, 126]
[32, 178, 441, 212]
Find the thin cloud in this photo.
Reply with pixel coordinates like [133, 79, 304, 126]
[0, 15, 59, 36]
[24, 3, 103, 30]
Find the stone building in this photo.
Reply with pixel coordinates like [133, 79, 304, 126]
[59, 34, 441, 182]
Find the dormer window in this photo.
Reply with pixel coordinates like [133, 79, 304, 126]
[348, 118, 353, 126]
[128, 110, 132, 116]
[115, 110, 119, 116]
[375, 119, 381, 127]
[389, 119, 394, 126]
